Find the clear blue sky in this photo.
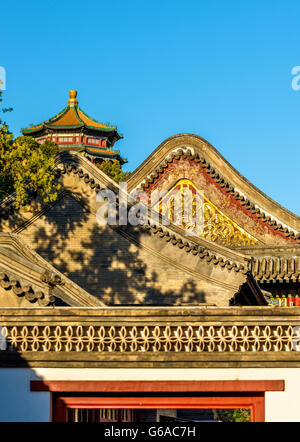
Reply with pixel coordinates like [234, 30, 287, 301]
[1, 0, 300, 215]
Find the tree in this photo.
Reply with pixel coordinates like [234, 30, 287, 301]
[0, 90, 13, 113]
[216, 408, 251, 422]
[0, 92, 60, 208]
[0, 130, 60, 208]
[96, 160, 131, 183]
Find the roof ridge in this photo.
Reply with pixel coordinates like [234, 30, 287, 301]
[0, 232, 105, 306]
[73, 105, 87, 125]
[77, 106, 116, 130]
[45, 105, 70, 124]
[22, 106, 71, 133]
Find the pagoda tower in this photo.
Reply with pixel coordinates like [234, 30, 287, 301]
[22, 90, 125, 164]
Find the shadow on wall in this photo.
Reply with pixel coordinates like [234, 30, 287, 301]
[30, 195, 207, 306]
[0, 347, 49, 422]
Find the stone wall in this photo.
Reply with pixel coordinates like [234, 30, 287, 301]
[14, 193, 236, 306]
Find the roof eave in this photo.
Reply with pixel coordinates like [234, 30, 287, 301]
[21, 125, 45, 135]
[85, 125, 118, 133]
[45, 123, 84, 130]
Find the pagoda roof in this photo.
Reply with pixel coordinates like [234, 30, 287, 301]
[22, 90, 123, 138]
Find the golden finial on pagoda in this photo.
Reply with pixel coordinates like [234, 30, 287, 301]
[68, 90, 78, 107]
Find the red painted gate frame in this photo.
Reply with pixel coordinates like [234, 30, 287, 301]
[30, 380, 285, 423]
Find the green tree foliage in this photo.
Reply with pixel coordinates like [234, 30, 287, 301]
[216, 408, 251, 422]
[0, 129, 60, 208]
[96, 160, 131, 183]
[0, 92, 60, 208]
[0, 123, 14, 199]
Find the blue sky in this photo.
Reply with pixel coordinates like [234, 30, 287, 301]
[1, 0, 300, 215]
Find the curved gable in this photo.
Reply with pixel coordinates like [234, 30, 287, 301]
[128, 134, 300, 246]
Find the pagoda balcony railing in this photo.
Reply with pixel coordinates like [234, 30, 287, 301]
[1, 306, 300, 367]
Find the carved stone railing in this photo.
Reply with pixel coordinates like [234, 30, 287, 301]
[1, 323, 300, 353]
[1, 307, 300, 367]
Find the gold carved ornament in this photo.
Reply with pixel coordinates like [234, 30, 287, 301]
[152, 179, 258, 246]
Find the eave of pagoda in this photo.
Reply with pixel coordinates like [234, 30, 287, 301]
[43, 124, 119, 134]
[127, 134, 300, 245]
[23, 123, 121, 137]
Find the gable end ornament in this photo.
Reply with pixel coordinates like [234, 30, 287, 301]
[136, 147, 299, 242]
